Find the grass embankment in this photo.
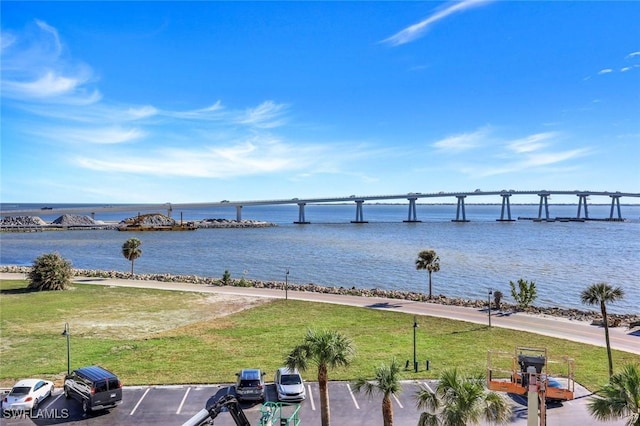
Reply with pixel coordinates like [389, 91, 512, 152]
[1, 279, 638, 390]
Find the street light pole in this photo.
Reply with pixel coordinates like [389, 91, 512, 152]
[61, 323, 70, 375]
[285, 268, 289, 300]
[488, 289, 492, 327]
[413, 316, 419, 372]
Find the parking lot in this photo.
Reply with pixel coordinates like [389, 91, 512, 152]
[1, 379, 624, 426]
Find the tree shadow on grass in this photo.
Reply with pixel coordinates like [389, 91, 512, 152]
[0, 287, 37, 295]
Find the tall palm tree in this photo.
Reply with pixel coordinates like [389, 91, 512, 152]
[416, 368, 511, 426]
[587, 363, 640, 426]
[121, 238, 142, 275]
[285, 329, 354, 426]
[352, 358, 403, 426]
[580, 282, 625, 378]
[415, 249, 440, 299]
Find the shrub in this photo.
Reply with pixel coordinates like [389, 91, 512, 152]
[27, 253, 73, 291]
[221, 270, 232, 285]
[493, 290, 504, 310]
[509, 279, 537, 310]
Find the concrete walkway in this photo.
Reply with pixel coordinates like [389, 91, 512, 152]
[2, 272, 638, 355]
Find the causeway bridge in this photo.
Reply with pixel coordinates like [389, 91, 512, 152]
[2, 190, 639, 223]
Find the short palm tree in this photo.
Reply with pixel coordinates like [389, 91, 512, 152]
[27, 252, 73, 291]
[121, 238, 142, 275]
[285, 329, 354, 426]
[580, 282, 625, 378]
[588, 363, 640, 426]
[416, 368, 511, 426]
[415, 249, 440, 299]
[352, 358, 403, 426]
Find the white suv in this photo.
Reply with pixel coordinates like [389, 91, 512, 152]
[274, 367, 306, 402]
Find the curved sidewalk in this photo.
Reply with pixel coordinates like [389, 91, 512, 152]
[2, 273, 638, 355]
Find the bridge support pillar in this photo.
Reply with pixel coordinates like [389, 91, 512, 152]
[497, 194, 515, 221]
[452, 196, 469, 222]
[235, 205, 242, 221]
[294, 203, 310, 224]
[404, 198, 421, 222]
[351, 200, 368, 223]
[609, 195, 623, 220]
[536, 193, 551, 221]
[577, 194, 590, 219]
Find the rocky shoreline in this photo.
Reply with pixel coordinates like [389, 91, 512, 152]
[2, 265, 638, 327]
[0, 214, 276, 230]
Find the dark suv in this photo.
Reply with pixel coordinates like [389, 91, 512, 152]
[235, 369, 265, 402]
[64, 365, 122, 414]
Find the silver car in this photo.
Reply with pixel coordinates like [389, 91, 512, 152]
[274, 367, 306, 402]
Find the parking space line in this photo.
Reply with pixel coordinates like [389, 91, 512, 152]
[307, 384, 315, 411]
[346, 383, 360, 409]
[392, 393, 403, 409]
[43, 393, 64, 410]
[420, 381, 435, 393]
[176, 387, 191, 414]
[129, 387, 150, 416]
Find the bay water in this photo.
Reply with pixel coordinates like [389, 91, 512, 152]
[1, 203, 638, 314]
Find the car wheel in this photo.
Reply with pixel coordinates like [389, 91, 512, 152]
[82, 399, 89, 414]
[32, 397, 39, 410]
[64, 387, 70, 399]
[48, 385, 54, 398]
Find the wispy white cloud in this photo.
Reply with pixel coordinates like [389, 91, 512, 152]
[597, 68, 613, 75]
[1, 19, 101, 104]
[73, 137, 318, 178]
[34, 19, 62, 55]
[431, 127, 590, 178]
[0, 31, 17, 50]
[506, 132, 557, 154]
[236, 100, 289, 128]
[626, 51, 640, 59]
[127, 106, 158, 119]
[381, 0, 494, 46]
[432, 126, 491, 152]
[44, 126, 146, 145]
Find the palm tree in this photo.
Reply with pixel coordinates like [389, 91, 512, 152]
[285, 329, 354, 426]
[352, 358, 403, 426]
[415, 249, 440, 299]
[587, 363, 640, 426]
[580, 282, 625, 378]
[121, 238, 142, 275]
[27, 252, 73, 291]
[416, 368, 511, 426]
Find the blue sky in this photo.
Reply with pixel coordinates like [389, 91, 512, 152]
[1, 1, 639, 204]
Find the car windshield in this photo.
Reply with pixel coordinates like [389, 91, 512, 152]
[281, 374, 302, 385]
[10, 386, 31, 396]
[241, 371, 261, 380]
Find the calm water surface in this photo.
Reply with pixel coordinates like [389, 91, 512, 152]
[1, 204, 638, 313]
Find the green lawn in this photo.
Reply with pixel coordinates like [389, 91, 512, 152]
[1, 279, 638, 390]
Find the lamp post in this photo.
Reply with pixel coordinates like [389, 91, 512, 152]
[61, 323, 70, 375]
[413, 316, 419, 372]
[488, 289, 493, 328]
[285, 268, 290, 300]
